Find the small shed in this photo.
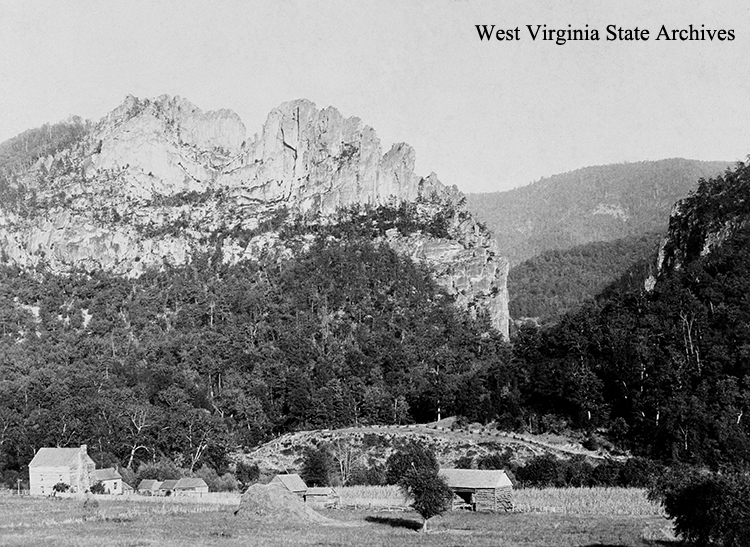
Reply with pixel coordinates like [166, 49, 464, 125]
[92, 467, 123, 494]
[136, 479, 162, 495]
[305, 486, 339, 507]
[158, 479, 179, 496]
[438, 468, 513, 512]
[174, 477, 209, 494]
[270, 474, 307, 498]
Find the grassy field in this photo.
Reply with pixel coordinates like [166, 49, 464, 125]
[0, 489, 676, 546]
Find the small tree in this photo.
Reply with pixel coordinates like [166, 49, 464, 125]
[300, 446, 333, 487]
[390, 442, 452, 532]
[52, 482, 69, 496]
[90, 481, 106, 495]
[401, 466, 453, 532]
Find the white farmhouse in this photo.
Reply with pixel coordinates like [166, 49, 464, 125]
[28, 444, 96, 496]
[92, 467, 123, 494]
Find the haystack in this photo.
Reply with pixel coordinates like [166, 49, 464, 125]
[235, 482, 334, 525]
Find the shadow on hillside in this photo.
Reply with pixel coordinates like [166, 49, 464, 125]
[365, 515, 422, 531]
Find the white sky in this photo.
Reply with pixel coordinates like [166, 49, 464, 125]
[1, 0, 749, 193]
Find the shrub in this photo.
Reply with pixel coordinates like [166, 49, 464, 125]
[516, 454, 562, 487]
[649, 469, 750, 547]
[347, 463, 386, 486]
[591, 460, 622, 486]
[301, 447, 334, 487]
[619, 457, 661, 488]
[52, 482, 69, 495]
[235, 461, 260, 486]
[561, 455, 594, 487]
[90, 481, 106, 495]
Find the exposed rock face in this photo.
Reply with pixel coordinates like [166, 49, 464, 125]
[656, 162, 749, 276]
[0, 95, 509, 338]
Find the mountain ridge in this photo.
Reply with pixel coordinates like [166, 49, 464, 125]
[0, 95, 509, 337]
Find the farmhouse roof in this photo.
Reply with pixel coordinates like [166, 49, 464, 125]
[159, 479, 179, 490]
[439, 468, 513, 489]
[175, 477, 208, 490]
[93, 467, 122, 482]
[137, 479, 162, 491]
[29, 446, 94, 468]
[273, 473, 307, 493]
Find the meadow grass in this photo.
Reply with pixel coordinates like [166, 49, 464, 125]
[0, 489, 674, 546]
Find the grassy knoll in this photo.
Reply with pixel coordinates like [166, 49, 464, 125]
[0, 490, 675, 546]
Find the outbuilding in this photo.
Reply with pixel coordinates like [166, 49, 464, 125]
[174, 477, 209, 494]
[305, 486, 339, 507]
[438, 468, 513, 512]
[92, 467, 123, 494]
[158, 479, 179, 496]
[270, 474, 307, 498]
[136, 479, 162, 495]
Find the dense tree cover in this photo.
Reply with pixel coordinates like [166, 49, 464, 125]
[0, 233, 512, 476]
[649, 467, 750, 547]
[509, 232, 662, 323]
[467, 158, 728, 266]
[514, 162, 750, 468]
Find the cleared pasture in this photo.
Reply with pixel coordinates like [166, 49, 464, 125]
[0, 488, 676, 546]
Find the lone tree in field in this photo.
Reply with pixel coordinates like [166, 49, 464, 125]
[388, 442, 452, 532]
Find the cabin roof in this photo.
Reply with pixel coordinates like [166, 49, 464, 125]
[272, 473, 307, 492]
[439, 468, 513, 489]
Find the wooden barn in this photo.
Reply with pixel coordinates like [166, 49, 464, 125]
[270, 474, 307, 498]
[438, 468, 513, 512]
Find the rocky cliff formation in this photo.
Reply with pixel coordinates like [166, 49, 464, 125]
[656, 160, 746, 275]
[0, 95, 510, 337]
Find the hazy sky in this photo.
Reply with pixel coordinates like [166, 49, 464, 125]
[1, 0, 749, 193]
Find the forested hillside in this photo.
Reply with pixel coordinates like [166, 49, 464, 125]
[509, 232, 662, 324]
[467, 159, 729, 266]
[0, 225, 513, 475]
[514, 161, 750, 469]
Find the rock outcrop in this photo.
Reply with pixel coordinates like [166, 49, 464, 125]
[0, 95, 509, 338]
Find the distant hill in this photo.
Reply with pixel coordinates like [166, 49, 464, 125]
[467, 159, 730, 267]
[509, 232, 663, 323]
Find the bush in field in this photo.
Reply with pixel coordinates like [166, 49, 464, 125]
[561, 455, 595, 487]
[649, 468, 750, 547]
[301, 446, 334, 487]
[476, 449, 513, 470]
[347, 462, 386, 486]
[52, 482, 69, 495]
[453, 455, 474, 469]
[89, 481, 106, 495]
[619, 457, 661, 488]
[385, 441, 438, 485]
[235, 461, 260, 486]
[591, 460, 622, 486]
[516, 454, 562, 487]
